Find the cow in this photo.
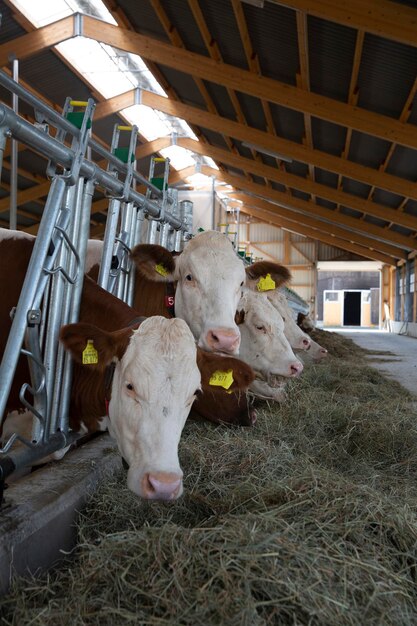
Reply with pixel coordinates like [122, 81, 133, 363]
[236, 289, 303, 379]
[245, 265, 328, 365]
[0, 230, 254, 499]
[129, 231, 246, 354]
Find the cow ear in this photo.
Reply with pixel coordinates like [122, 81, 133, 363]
[235, 309, 245, 325]
[60, 323, 132, 371]
[130, 244, 177, 282]
[245, 261, 291, 292]
[197, 349, 255, 391]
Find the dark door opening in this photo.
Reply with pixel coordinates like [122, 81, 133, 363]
[343, 291, 361, 326]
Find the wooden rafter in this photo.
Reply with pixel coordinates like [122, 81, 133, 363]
[195, 165, 415, 253]
[226, 190, 405, 260]
[174, 138, 417, 239]
[94, 88, 417, 202]
[238, 202, 396, 266]
[266, 0, 417, 48]
[78, 15, 417, 151]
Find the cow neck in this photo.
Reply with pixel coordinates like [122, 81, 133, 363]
[164, 281, 176, 317]
[104, 315, 146, 415]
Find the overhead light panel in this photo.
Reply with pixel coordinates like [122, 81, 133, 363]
[241, 141, 293, 163]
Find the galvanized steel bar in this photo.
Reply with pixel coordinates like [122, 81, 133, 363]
[0, 70, 172, 202]
[0, 103, 184, 230]
[0, 176, 67, 424]
[9, 59, 18, 231]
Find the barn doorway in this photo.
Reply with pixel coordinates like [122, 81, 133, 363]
[343, 291, 361, 326]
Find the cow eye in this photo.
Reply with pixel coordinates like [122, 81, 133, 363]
[126, 383, 134, 391]
[185, 274, 193, 281]
[240, 281, 244, 287]
[256, 325, 266, 331]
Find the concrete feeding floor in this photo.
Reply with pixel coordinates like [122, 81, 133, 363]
[333, 330, 417, 397]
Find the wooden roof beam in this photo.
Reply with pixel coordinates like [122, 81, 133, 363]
[80, 14, 417, 151]
[196, 164, 416, 252]
[238, 201, 397, 266]
[175, 138, 417, 237]
[266, 0, 417, 49]
[94, 88, 417, 202]
[226, 189, 406, 260]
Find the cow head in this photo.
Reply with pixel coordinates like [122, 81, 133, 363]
[235, 290, 303, 379]
[244, 261, 312, 352]
[266, 291, 311, 351]
[61, 316, 200, 501]
[131, 231, 245, 355]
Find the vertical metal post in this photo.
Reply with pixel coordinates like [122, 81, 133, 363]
[0, 176, 67, 423]
[9, 57, 18, 230]
[98, 198, 121, 291]
[211, 176, 216, 231]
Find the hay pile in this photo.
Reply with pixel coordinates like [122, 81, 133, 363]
[1, 331, 416, 625]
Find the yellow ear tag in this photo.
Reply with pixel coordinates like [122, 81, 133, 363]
[209, 369, 234, 390]
[257, 273, 276, 292]
[155, 263, 168, 277]
[82, 339, 98, 365]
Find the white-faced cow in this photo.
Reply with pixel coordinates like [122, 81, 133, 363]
[0, 230, 254, 498]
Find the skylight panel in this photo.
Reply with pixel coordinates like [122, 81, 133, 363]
[11, 0, 116, 27]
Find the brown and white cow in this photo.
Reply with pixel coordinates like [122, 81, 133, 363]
[245, 262, 328, 365]
[0, 230, 254, 498]
[88, 232, 258, 427]
[129, 231, 246, 354]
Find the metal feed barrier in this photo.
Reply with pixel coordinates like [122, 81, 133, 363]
[0, 70, 192, 497]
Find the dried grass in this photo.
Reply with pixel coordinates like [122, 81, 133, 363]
[1, 330, 416, 626]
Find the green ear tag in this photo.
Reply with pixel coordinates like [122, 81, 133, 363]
[209, 369, 234, 390]
[155, 263, 168, 277]
[257, 273, 276, 292]
[82, 339, 98, 365]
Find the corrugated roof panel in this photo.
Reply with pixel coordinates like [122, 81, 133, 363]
[269, 103, 305, 143]
[341, 178, 372, 198]
[200, 128, 230, 149]
[347, 131, 391, 169]
[357, 33, 417, 118]
[117, 0, 169, 41]
[308, 15, 357, 102]
[363, 215, 390, 228]
[314, 168, 338, 188]
[311, 118, 347, 155]
[339, 206, 364, 219]
[404, 199, 417, 217]
[270, 181, 287, 194]
[372, 188, 403, 209]
[390, 223, 415, 236]
[385, 145, 417, 181]
[291, 189, 311, 202]
[235, 92, 268, 131]
[316, 198, 336, 210]
[200, 81, 237, 120]
[159, 0, 210, 56]
[151, 66, 207, 109]
[0, 1, 26, 43]
[244, 2, 299, 84]
[285, 161, 309, 178]
[197, 0, 248, 69]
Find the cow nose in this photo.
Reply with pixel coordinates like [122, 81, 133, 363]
[143, 472, 183, 500]
[206, 329, 240, 354]
[302, 338, 311, 349]
[289, 361, 303, 377]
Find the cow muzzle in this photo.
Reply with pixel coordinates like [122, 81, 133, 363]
[204, 328, 241, 354]
[141, 471, 183, 501]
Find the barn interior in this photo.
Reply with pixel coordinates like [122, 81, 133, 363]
[0, 0, 416, 331]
